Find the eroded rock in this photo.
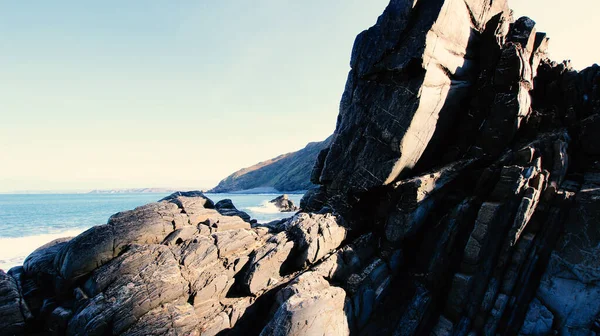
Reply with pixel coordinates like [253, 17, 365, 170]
[269, 195, 299, 212]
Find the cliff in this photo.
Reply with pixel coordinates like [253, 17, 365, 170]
[2, 0, 600, 335]
[209, 136, 332, 193]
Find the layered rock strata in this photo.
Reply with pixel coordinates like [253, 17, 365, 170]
[269, 195, 299, 212]
[2, 0, 600, 335]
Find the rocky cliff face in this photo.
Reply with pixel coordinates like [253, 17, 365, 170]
[2, 0, 600, 335]
[209, 137, 332, 193]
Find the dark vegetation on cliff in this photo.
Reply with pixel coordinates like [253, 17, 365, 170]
[209, 136, 332, 193]
[2, 0, 600, 335]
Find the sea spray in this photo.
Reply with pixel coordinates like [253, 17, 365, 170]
[245, 200, 282, 214]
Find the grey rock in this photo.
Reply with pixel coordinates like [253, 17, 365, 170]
[0, 270, 29, 335]
[519, 298, 554, 336]
[261, 272, 349, 336]
[47, 306, 73, 335]
[385, 160, 473, 242]
[299, 186, 328, 212]
[445, 273, 474, 321]
[286, 212, 347, 265]
[317, 0, 508, 216]
[431, 315, 454, 336]
[122, 302, 200, 336]
[482, 293, 509, 336]
[243, 232, 295, 295]
[201, 312, 230, 336]
[392, 285, 432, 336]
[69, 244, 189, 335]
[215, 199, 253, 223]
[536, 172, 600, 335]
[159, 191, 215, 209]
[55, 198, 190, 285]
[270, 194, 299, 212]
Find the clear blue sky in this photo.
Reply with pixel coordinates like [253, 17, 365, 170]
[0, 1, 597, 192]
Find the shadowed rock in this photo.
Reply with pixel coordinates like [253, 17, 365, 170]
[215, 199, 254, 223]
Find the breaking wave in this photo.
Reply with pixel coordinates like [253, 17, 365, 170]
[245, 200, 281, 214]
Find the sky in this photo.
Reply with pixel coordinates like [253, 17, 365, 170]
[0, 1, 597, 192]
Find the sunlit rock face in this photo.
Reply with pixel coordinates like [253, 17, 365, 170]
[315, 0, 509, 215]
[3, 0, 600, 335]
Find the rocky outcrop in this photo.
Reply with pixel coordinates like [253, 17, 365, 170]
[0, 270, 30, 334]
[269, 195, 299, 212]
[209, 136, 332, 193]
[0, 191, 351, 335]
[260, 272, 350, 336]
[214, 199, 255, 224]
[2, 0, 600, 335]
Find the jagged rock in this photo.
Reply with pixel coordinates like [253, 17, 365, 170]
[122, 302, 200, 336]
[269, 195, 299, 212]
[316, 0, 509, 215]
[159, 190, 215, 208]
[392, 285, 432, 336]
[0, 270, 30, 335]
[202, 312, 231, 336]
[204, 214, 251, 232]
[243, 231, 295, 295]
[23, 237, 71, 278]
[213, 229, 259, 258]
[243, 212, 347, 295]
[22, 237, 72, 303]
[445, 273, 474, 321]
[69, 244, 189, 335]
[483, 294, 509, 335]
[299, 186, 328, 212]
[431, 315, 454, 336]
[162, 226, 202, 246]
[519, 298, 554, 336]
[286, 212, 347, 265]
[384, 160, 473, 242]
[348, 258, 392, 329]
[215, 199, 254, 223]
[312, 233, 377, 283]
[55, 201, 185, 286]
[261, 272, 349, 336]
[536, 171, 600, 335]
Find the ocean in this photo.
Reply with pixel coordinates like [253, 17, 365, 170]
[0, 192, 303, 271]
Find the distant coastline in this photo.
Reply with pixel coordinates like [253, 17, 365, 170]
[0, 187, 206, 195]
[208, 187, 307, 195]
[0, 187, 307, 195]
[87, 188, 191, 194]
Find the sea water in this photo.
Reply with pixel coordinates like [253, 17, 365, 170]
[0, 192, 303, 270]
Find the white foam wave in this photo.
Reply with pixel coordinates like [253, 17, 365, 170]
[245, 201, 281, 214]
[0, 229, 86, 271]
